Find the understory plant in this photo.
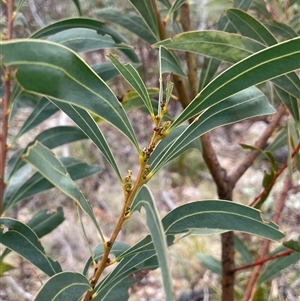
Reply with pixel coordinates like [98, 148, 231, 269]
[0, 0, 299, 300]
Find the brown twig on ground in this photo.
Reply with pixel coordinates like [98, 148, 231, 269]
[249, 141, 300, 207]
[242, 174, 292, 301]
[0, 0, 14, 215]
[231, 249, 293, 273]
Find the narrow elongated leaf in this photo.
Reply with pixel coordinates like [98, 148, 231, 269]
[226, 8, 276, 45]
[13, 97, 59, 144]
[166, 0, 186, 19]
[160, 46, 185, 76]
[31, 18, 138, 62]
[27, 207, 65, 238]
[149, 125, 202, 176]
[234, 235, 253, 264]
[1, 40, 139, 151]
[4, 157, 103, 212]
[95, 199, 284, 297]
[199, 0, 256, 90]
[48, 28, 132, 53]
[225, 9, 300, 124]
[151, 87, 274, 174]
[197, 254, 222, 275]
[0, 218, 62, 276]
[23, 141, 104, 241]
[95, 8, 156, 44]
[264, 21, 298, 40]
[154, 31, 265, 63]
[131, 186, 174, 301]
[170, 38, 300, 128]
[34, 272, 90, 301]
[128, 0, 159, 41]
[162, 201, 284, 240]
[257, 252, 299, 286]
[71, 0, 82, 15]
[108, 53, 154, 116]
[50, 100, 122, 181]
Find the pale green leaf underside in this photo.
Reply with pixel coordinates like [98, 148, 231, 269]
[1, 39, 139, 151]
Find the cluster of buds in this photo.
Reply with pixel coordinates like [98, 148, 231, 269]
[123, 170, 132, 193]
[142, 164, 151, 180]
[160, 100, 167, 115]
[153, 120, 171, 137]
[141, 141, 156, 162]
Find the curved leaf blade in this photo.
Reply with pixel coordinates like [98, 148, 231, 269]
[160, 46, 186, 76]
[264, 20, 298, 40]
[128, 0, 159, 41]
[131, 186, 174, 301]
[95, 8, 156, 44]
[50, 100, 123, 181]
[1, 39, 139, 151]
[23, 141, 104, 241]
[12, 97, 59, 144]
[154, 30, 266, 63]
[48, 28, 132, 53]
[170, 38, 300, 128]
[162, 201, 284, 241]
[4, 157, 103, 212]
[30, 18, 138, 63]
[152, 87, 274, 174]
[34, 272, 90, 301]
[0, 218, 62, 276]
[108, 54, 154, 116]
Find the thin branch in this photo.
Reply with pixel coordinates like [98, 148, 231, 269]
[249, 141, 300, 207]
[0, 0, 14, 215]
[229, 104, 286, 186]
[232, 249, 293, 273]
[242, 174, 292, 301]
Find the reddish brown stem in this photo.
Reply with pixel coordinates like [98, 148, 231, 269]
[0, 0, 14, 215]
[232, 249, 293, 273]
[249, 141, 300, 207]
[243, 174, 292, 301]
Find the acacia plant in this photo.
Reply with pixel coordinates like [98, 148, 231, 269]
[0, 0, 299, 300]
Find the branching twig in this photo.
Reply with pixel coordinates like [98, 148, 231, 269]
[249, 141, 300, 207]
[0, 0, 14, 215]
[229, 104, 286, 186]
[231, 249, 293, 273]
[242, 174, 292, 301]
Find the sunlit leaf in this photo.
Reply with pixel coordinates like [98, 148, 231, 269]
[0, 218, 62, 276]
